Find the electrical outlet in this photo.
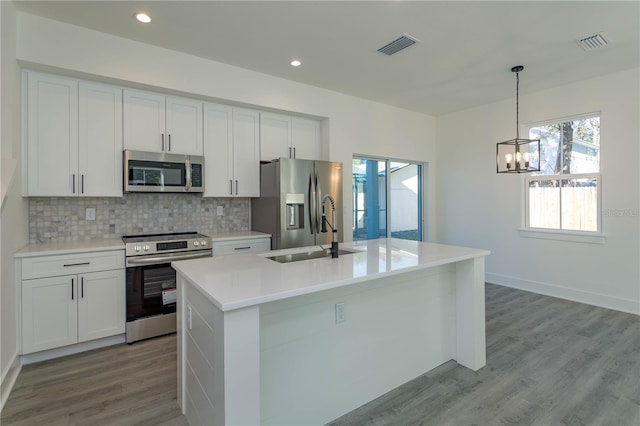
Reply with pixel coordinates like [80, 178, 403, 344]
[335, 302, 346, 324]
[187, 305, 193, 330]
[85, 207, 96, 221]
[217, 206, 224, 216]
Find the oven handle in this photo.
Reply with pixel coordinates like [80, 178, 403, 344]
[126, 250, 212, 266]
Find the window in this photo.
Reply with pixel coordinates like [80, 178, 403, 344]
[525, 114, 601, 234]
[352, 156, 423, 241]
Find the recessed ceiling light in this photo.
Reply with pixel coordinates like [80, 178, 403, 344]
[135, 12, 151, 24]
[290, 60, 302, 67]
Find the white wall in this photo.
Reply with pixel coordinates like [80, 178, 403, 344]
[15, 12, 437, 243]
[1, 0, 28, 408]
[437, 68, 640, 314]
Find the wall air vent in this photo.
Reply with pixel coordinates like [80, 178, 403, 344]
[576, 32, 609, 51]
[377, 34, 420, 56]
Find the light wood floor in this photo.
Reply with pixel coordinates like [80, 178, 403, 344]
[2, 284, 639, 426]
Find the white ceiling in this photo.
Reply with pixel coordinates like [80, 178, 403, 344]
[12, 0, 640, 116]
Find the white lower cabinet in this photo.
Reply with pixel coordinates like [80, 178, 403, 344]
[212, 237, 271, 257]
[20, 251, 125, 354]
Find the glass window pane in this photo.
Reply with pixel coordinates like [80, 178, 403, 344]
[529, 116, 600, 175]
[352, 158, 386, 240]
[389, 163, 421, 241]
[561, 178, 598, 231]
[529, 180, 560, 229]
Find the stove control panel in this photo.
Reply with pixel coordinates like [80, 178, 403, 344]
[124, 234, 212, 257]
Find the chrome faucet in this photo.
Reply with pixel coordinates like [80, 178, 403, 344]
[320, 194, 339, 258]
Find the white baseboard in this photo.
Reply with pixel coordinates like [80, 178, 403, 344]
[20, 334, 126, 365]
[1, 352, 21, 411]
[486, 273, 640, 315]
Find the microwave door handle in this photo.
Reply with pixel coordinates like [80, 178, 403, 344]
[185, 159, 192, 192]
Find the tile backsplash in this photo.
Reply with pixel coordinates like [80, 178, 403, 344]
[28, 194, 250, 244]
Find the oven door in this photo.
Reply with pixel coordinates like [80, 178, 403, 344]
[126, 263, 177, 322]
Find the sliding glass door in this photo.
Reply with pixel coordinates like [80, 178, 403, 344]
[352, 157, 422, 241]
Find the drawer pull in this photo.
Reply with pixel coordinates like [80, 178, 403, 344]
[63, 262, 91, 267]
[234, 246, 252, 251]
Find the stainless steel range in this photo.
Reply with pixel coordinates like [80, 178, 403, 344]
[123, 231, 212, 343]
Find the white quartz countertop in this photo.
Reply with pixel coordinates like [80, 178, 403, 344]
[172, 238, 490, 312]
[14, 231, 270, 258]
[15, 238, 125, 258]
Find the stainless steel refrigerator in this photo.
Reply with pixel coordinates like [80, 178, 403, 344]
[251, 158, 343, 250]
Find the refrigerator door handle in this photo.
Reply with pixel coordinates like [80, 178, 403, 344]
[315, 174, 323, 233]
[309, 174, 316, 234]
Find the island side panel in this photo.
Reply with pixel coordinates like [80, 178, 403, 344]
[259, 265, 456, 425]
[454, 256, 487, 370]
[179, 274, 261, 426]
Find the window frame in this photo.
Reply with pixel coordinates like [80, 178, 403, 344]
[352, 154, 425, 242]
[520, 112, 606, 244]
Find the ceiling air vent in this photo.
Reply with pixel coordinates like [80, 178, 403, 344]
[377, 34, 419, 56]
[576, 32, 609, 51]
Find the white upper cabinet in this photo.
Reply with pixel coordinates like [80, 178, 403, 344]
[166, 96, 203, 156]
[260, 112, 291, 162]
[291, 117, 321, 160]
[26, 72, 79, 196]
[232, 108, 260, 197]
[123, 89, 203, 156]
[25, 72, 122, 197]
[79, 81, 123, 197]
[260, 112, 320, 161]
[203, 103, 259, 197]
[123, 89, 165, 153]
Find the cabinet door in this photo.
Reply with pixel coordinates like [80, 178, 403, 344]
[26, 72, 79, 196]
[233, 108, 261, 197]
[77, 269, 125, 342]
[22, 276, 77, 354]
[123, 89, 165, 153]
[79, 82, 123, 197]
[203, 102, 233, 197]
[260, 112, 291, 162]
[166, 96, 203, 156]
[291, 117, 321, 160]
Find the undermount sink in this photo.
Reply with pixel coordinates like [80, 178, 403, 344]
[267, 248, 360, 264]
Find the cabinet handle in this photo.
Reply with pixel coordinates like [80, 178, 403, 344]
[72, 174, 76, 194]
[234, 246, 252, 251]
[293, 147, 296, 158]
[168, 134, 171, 152]
[289, 147, 292, 158]
[71, 278, 74, 300]
[162, 133, 165, 151]
[81, 277, 84, 298]
[235, 180, 238, 195]
[63, 262, 91, 267]
[81, 175, 85, 194]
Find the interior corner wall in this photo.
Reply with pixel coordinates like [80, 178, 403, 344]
[14, 12, 437, 244]
[436, 68, 640, 314]
[1, 0, 28, 406]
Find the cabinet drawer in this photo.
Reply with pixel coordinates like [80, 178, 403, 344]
[22, 250, 125, 280]
[212, 238, 270, 257]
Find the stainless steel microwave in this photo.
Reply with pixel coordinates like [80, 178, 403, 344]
[124, 150, 204, 193]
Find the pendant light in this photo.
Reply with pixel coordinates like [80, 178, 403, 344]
[496, 66, 541, 173]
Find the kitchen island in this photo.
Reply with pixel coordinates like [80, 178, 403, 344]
[172, 238, 490, 425]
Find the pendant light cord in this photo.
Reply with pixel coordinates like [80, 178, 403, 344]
[515, 71, 520, 140]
